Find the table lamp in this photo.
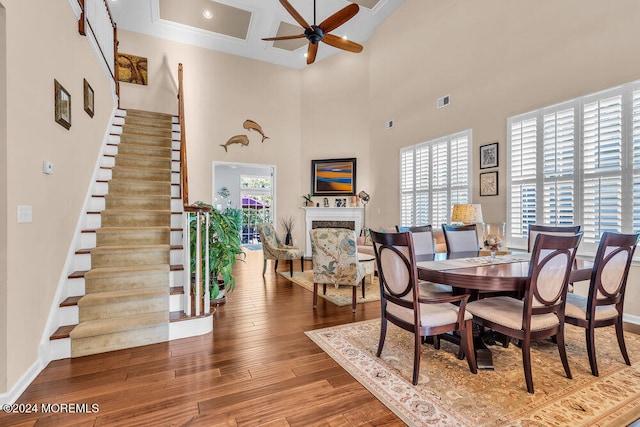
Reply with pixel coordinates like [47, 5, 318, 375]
[451, 204, 484, 224]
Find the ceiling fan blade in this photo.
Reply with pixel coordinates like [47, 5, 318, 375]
[262, 34, 305, 41]
[279, 0, 311, 29]
[322, 33, 363, 53]
[306, 43, 318, 65]
[319, 3, 359, 33]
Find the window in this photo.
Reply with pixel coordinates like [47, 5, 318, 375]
[507, 80, 640, 253]
[240, 175, 272, 244]
[400, 130, 472, 228]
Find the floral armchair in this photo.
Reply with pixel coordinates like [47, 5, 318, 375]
[256, 223, 304, 276]
[309, 228, 367, 313]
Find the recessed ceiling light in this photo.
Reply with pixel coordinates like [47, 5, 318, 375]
[303, 53, 308, 58]
[203, 10, 213, 19]
[342, 35, 348, 40]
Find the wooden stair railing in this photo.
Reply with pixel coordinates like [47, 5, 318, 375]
[78, 0, 120, 107]
[178, 63, 211, 316]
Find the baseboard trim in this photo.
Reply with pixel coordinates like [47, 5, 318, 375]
[0, 359, 42, 405]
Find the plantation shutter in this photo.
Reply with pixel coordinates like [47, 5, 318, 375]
[542, 107, 575, 226]
[399, 130, 471, 229]
[508, 116, 537, 239]
[582, 94, 623, 243]
[399, 148, 414, 226]
[632, 88, 640, 233]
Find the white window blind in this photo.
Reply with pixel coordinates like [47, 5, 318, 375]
[400, 130, 471, 229]
[507, 81, 640, 253]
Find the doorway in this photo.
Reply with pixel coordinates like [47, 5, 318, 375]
[212, 162, 276, 249]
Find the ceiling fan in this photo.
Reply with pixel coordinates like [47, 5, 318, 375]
[262, 0, 364, 65]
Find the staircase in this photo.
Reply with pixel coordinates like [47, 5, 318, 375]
[50, 108, 208, 359]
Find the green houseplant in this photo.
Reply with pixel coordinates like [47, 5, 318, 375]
[190, 201, 245, 300]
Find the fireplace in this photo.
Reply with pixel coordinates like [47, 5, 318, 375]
[302, 207, 363, 257]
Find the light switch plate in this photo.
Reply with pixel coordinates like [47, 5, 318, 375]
[18, 205, 32, 223]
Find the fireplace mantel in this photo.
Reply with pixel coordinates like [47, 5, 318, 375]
[302, 207, 364, 257]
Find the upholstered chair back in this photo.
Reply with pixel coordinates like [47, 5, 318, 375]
[442, 224, 479, 252]
[309, 228, 366, 287]
[528, 224, 582, 252]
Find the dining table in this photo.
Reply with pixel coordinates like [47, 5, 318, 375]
[415, 250, 593, 369]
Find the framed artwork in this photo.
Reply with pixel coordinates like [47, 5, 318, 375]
[311, 158, 357, 196]
[83, 79, 94, 118]
[54, 79, 71, 129]
[117, 53, 148, 85]
[480, 171, 498, 196]
[480, 142, 498, 169]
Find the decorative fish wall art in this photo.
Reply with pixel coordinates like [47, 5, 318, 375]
[220, 119, 270, 152]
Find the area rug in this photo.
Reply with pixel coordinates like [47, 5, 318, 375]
[279, 271, 380, 306]
[306, 319, 640, 427]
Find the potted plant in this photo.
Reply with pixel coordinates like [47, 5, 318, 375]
[190, 201, 245, 301]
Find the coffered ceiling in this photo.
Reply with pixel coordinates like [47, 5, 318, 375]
[108, 0, 406, 69]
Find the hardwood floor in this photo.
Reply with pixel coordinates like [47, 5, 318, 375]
[2, 249, 403, 426]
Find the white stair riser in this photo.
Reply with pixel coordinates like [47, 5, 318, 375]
[171, 214, 183, 228]
[49, 338, 71, 361]
[108, 134, 121, 145]
[171, 230, 183, 246]
[169, 270, 183, 287]
[113, 115, 125, 126]
[97, 169, 112, 181]
[170, 250, 183, 265]
[172, 151, 180, 161]
[85, 213, 101, 229]
[74, 254, 91, 271]
[105, 145, 118, 156]
[68, 277, 85, 296]
[171, 173, 180, 184]
[80, 232, 96, 249]
[101, 156, 115, 168]
[172, 140, 180, 150]
[88, 197, 105, 212]
[171, 199, 182, 211]
[171, 185, 180, 198]
[60, 305, 78, 325]
[93, 181, 108, 196]
[170, 293, 182, 311]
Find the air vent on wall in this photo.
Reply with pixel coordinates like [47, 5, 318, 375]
[437, 95, 450, 109]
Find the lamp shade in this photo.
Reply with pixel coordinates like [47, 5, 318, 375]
[451, 204, 484, 224]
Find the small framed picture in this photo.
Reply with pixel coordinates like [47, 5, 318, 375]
[480, 142, 498, 169]
[83, 79, 94, 118]
[54, 79, 71, 129]
[480, 171, 498, 196]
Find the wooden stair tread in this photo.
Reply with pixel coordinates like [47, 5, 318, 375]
[69, 265, 182, 278]
[50, 325, 75, 340]
[169, 286, 184, 295]
[60, 296, 82, 307]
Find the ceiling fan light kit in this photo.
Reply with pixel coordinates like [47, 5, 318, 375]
[262, 0, 364, 65]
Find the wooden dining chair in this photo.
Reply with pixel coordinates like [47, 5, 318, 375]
[442, 224, 480, 252]
[565, 231, 639, 376]
[528, 224, 582, 252]
[370, 230, 477, 385]
[466, 232, 583, 393]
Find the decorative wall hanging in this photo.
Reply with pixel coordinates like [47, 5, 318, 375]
[480, 171, 498, 196]
[83, 79, 94, 118]
[243, 119, 270, 142]
[220, 135, 250, 152]
[311, 158, 357, 196]
[117, 53, 148, 85]
[221, 119, 270, 152]
[54, 79, 71, 129]
[480, 142, 498, 169]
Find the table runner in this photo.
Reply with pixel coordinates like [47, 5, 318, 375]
[416, 252, 531, 271]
